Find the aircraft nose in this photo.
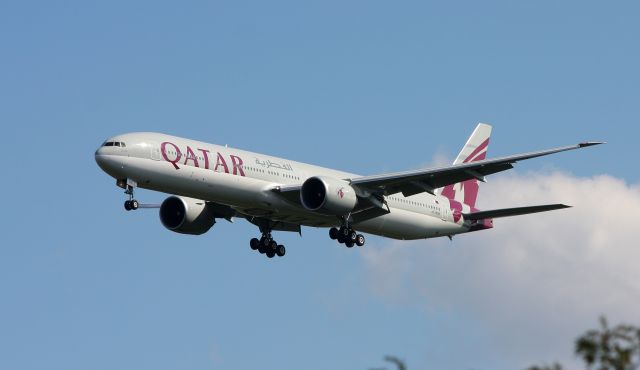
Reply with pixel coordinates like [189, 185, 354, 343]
[94, 144, 110, 165]
[95, 142, 124, 176]
[95, 150, 110, 170]
[94, 148, 106, 165]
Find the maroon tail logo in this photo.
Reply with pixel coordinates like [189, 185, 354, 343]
[441, 138, 489, 209]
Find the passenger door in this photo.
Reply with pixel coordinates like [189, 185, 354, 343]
[150, 143, 162, 161]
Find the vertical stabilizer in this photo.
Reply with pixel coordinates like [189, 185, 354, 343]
[439, 123, 492, 208]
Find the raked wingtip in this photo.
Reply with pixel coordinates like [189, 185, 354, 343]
[579, 141, 606, 147]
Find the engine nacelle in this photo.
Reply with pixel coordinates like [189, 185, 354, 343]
[159, 196, 216, 235]
[300, 176, 358, 215]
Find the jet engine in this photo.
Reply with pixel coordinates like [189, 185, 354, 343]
[300, 176, 357, 215]
[159, 196, 216, 235]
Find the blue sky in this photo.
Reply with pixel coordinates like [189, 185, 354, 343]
[1, 1, 638, 370]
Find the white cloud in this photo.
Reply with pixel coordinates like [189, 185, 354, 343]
[361, 172, 640, 369]
[421, 149, 453, 169]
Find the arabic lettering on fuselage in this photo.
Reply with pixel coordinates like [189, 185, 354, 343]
[160, 141, 245, 176]
[254, 158, 294, 171]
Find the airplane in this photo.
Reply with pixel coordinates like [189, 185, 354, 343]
[95, 123, 602, 258]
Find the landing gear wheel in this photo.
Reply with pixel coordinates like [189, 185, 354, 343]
[345, 240, 354, 248]
[269, 240, 278, 252]
[250, 238, 260, 250]
[340, 226, 350, 238]
[349, 231, 357, 243]
[266, 250, 275, 258]
[131, 199, 139, 210]
[329, 227, 339, 240]
[124, 200, 132, 211]
[261, 237, 271, 248]
[356, 234, 365, 247]
[276, 245, 286, 257]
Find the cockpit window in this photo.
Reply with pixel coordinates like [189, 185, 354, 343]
[120, 142, 126, 147]
[104, 142, 114, 147]
[103, 141, 126, 147]
[115, 142, 121, 147]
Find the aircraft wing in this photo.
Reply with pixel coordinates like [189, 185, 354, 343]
[348, 142, 603, 197]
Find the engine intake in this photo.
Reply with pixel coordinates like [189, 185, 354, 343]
[159, 196, 216, 235]
[300, 176, 357, 215]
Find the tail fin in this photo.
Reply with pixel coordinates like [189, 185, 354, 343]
[439, 123, 492, 208]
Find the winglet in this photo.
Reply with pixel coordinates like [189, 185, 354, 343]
[579, 141, 606, 148]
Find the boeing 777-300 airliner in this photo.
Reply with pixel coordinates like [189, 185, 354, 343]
[95, 123, 602, 258]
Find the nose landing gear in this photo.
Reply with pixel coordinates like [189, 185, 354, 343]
[123, 185, 139, 211]
[119, 179, 139, 211]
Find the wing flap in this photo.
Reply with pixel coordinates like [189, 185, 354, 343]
[463, 204, 571, 221]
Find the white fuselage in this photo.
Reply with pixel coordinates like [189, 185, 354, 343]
[95, 132, 474, 240]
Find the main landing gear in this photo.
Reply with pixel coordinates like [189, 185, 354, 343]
[329, 225, 365, 248]
[249, 232, 286, 259]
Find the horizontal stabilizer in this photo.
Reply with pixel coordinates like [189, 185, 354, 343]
[463, 204, 571, 221]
